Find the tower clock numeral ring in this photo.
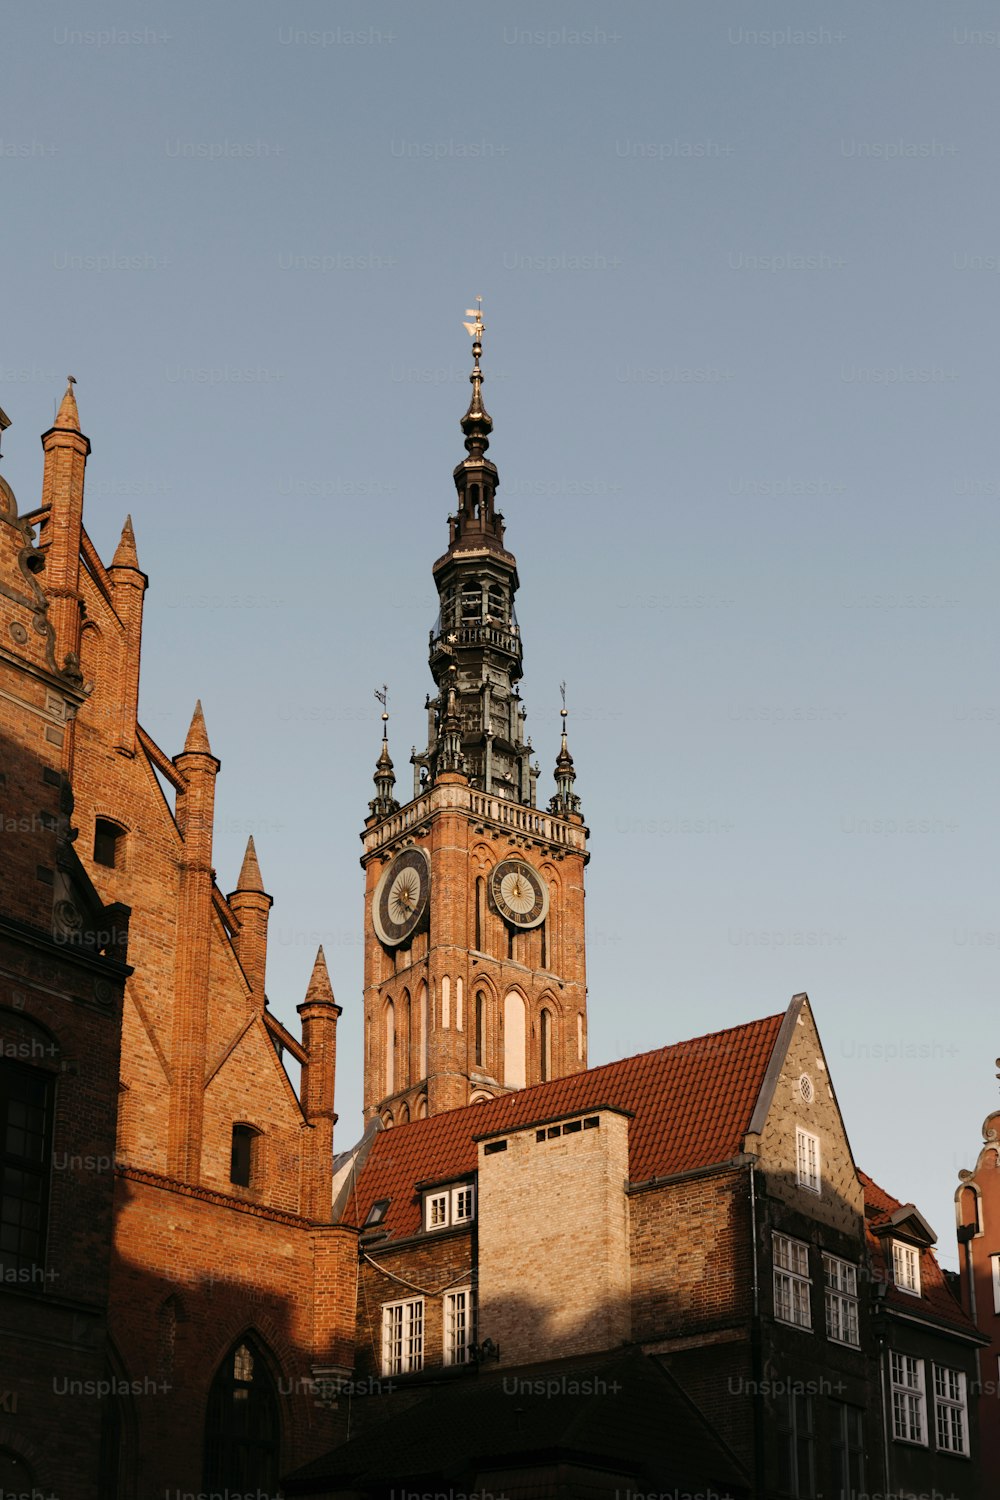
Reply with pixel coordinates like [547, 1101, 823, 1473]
[489, 858, 548, 929]
[372, 848, 431, 946]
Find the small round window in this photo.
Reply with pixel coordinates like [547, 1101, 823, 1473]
[799, 1073, 814, 1104]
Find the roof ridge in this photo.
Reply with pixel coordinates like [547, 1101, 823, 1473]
[384, 1009, 787, 1135]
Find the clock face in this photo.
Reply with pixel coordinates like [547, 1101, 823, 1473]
[372, 848, 431, 947]
[489, 858, 549, 930]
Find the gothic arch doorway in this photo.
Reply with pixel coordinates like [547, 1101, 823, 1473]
[203, 1335, 280, 1491]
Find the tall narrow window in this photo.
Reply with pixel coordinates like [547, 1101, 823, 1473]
[444, 1289, 477, 1366]
[933, 1364, 969, 1455]
[540, 1008, 552, 1082]
[455, 977, 463, 1032]
[399, 989, 411, 1090]
[795, 1127, 821, 1194]
[229, 1125, 257, 1189]
[382, 1298, 424, 1375]
[776, 1392, 814, 1498]
[830, 1404, 865, 1499]
[441, 976, 450, 1029]
[475, 992, 485, 1068]
[94, 818, 125, 869]
[773, 1233, 811, 1329]
[384, 1002, 395, 1096]
[204, 1339, 280, 1491]
[504, 993, 526, 1089]
[890, 1352, 926, 1444]
[1, 1059, 54, 1280]
[418, 983, 428, 1076]
[824, 1255, 860, 1346]
[540, 919, 547, 969]
[475, 878, 484, 951]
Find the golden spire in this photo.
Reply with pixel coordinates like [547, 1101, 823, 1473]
[461, 296, 492, 455]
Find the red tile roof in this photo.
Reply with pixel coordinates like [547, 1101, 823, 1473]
[342, 1012, 785, 1240]
[859, 1170, 979, 1337]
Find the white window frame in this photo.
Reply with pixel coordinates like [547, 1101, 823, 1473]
[890, 1351, 927, 1446]
[933, 1364, 969, 1456]
[824, 1254, 860, 1347]
[423, 1182, 476, 1232]
[795, 1127, 821, 1194]
[991, 1252, 1000, 1315]
[381, 1297, 424, 1376]
[443, 1287, 477, 1366]
[773, 1233, 812, 1330]
[891, 1240, 921, 1297]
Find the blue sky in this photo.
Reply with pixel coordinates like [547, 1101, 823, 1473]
[5, 0, 1000, 1266]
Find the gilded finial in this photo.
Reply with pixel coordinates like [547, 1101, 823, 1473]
[461, 296, 492, 452]
[370, 684, 398, 817]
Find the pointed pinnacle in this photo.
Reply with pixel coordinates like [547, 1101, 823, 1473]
[236, 834, 265, 893]
[53, 378, 81, 432]
[183, 699, 212, 755]
[111, 514, 139, 569]
[305, 945, 336, 1004]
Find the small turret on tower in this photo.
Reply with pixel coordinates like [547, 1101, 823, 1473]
[549, 685, 582, 818]
[108, 515, 148, 756]
[369, 687, 400, 820]
[228, 835, 273, 1009]
[169, 700, 220, 1183]
[297, 946, 341, 1221]
[39, 378, 91, 699]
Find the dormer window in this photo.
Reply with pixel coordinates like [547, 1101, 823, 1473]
[364, 1199, 389, 1229]
[423, 1183, 476, 1232]
[892, 1240, 921, 1296]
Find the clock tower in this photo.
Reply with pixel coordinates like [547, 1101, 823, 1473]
[361, 309, 589, 1124]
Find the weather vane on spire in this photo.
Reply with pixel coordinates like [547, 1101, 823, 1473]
[559, 681, 568, 721]
[462, 296, 484, 343]
[374, 684, 389, 734]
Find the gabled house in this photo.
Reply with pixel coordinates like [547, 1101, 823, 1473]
[860, 1172, 984, 1495]
[284, 992, 980, 1499]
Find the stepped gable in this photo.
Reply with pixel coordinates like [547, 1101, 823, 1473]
[345, 1010, 784, 1237]
[860, 1168, 978, 1336]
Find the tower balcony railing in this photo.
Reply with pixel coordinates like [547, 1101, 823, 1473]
[364, 786, 585, 855]
[430, 622, 522, 658]
[468, 792, 581, 849]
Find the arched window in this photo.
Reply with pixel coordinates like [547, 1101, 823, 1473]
[475, 877, 485, 951]
[441, 976, 451, 1029]
[229, 1125, 259, 1189]
[204, 1338, 280, 1492]
[385, 1002, 395, 1096]
[540, 1008, 552, 1082]
[399, 989, 411, 1090]
[418, 983, 428, 1076]
[475, 991, 485, 1069]
[504, 993, 526, 1089]
[94, 817, 126, 869]
[455, 977, 463, 1033]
